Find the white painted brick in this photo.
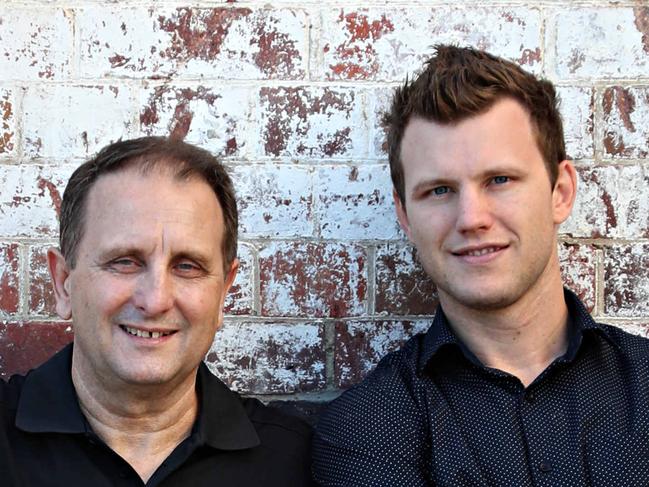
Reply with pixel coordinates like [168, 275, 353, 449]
[562, 165, 649, 239]
[315, 164, 400, 239]
[140, 85, 254, 158]
[206, 322, 325, 394]
[0, 8, 72, 80]
[231, 164, 313, 238]
[78, 7, 307, 79]
[23, 85, 135, 159]
[557, 86, 594, 160]
[0, 165, 73, 238]
[554, 8, 649, 79]
[317, 7, 542, 81]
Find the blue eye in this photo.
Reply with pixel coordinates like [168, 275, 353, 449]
[433, 186, 450, 196]
[493, 176, 509, 184]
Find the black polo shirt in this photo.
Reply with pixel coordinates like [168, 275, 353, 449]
[0, 345, 313, 486]
[313, 289, 649, 486]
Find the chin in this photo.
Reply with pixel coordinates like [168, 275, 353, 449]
[444, 285, 524, 311]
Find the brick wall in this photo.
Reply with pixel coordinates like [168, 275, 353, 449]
[0, 2, 648, 404]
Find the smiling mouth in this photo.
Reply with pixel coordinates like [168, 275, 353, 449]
[120, 325, 176, 339]
[452, 245, 508, 257]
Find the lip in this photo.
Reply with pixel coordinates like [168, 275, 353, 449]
[450, 243, 509, 264]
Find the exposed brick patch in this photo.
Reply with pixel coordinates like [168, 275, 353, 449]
[561, 165, 649, 239]
[558, 242, 596, 312]
[224, 244, 254, 316]
[259, 242, 367, 318]
[557, 86, 594, 160]
[28, 245, 57, 317]
[0, 89, 15, 155]
[206, 322, 325, 394]
[604, 244, 649, 317]
[316, 164, 398, 239]
[335, 319, 431, 387]
[318, 7, 541, 81]
[259, 86, 365, 158]
[602, 86, 649, 158]
[0, 165, 72, 238]
[78, 7, 306, 79]
[0, 244, 20, 315]
[231, 164, 313, 238]
[0, 322, 73, 378]
[635, 7, 649, 55]
[555, 8, 649, 78]
[23, 85, 134, 158]
[140, 85, 252, 157]
[0, 9, 72, 80]
[375, 242, 438, 316]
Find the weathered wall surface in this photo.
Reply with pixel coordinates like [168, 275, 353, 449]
[0, 1, 648, 403]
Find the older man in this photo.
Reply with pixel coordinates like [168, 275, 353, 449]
[0, 137, 312, 486]
[313, 45, 649, 485]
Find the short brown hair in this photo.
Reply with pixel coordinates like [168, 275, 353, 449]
[385, 44, 566, 205]
[59, 136, 238, 273]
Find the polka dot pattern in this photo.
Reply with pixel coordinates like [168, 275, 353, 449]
[313, 289, 649, 486]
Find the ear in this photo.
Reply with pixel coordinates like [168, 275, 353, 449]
[552, 160, 577, 225]
[394, 189, 413, 240]
[216, 258, 239, 330]
[47, 248, 72, 320]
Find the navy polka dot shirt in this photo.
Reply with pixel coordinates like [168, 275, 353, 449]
[313, 289, 649, 486]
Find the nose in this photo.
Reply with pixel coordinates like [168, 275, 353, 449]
[455, 187, 493, 234]
[133, 267, 174, 317]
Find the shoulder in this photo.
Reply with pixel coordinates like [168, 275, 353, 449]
[598, 323, 649, 358]
[241, 396, 313, 447]
[317, 333, 429, 442]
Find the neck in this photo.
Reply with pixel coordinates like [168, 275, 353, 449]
[441, 271, 569, 387]
[71, 361, 199, 482]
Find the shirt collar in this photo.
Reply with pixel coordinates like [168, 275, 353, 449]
[15, 343, 260, 451]
[418, 287, 614, 374]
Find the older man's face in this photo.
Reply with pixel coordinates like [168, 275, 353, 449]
[50, 166, 237, 388]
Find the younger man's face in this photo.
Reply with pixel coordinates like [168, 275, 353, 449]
[395, 98, 575, 312]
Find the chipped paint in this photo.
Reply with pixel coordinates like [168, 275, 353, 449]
[603, 86, 649, 158]
[206, 322, 325, 394]
[259, 242, 367, 318]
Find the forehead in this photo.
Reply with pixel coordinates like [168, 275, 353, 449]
[400, 99, 541, 176]
[81, 166, 224, 255]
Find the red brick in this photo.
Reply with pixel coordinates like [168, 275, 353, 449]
[206, 322, 325, 394]
[562, 165, 649, 239]
[259, 86, 365, 159]
[0, 8, 72, 80]
[316, 165, 399, 239]
[0, 244, 20, 315]
[604, 244, 649, 317]
[558, 242, 596, 312]
[335, 319, 431, 387]
[78, 7, 307, 80]
[317, 7, 541, 81]
[140, 85, 253, 157]
[24, 85, 135, 158]
[28, 244, 57, 317]
[231, 165, 313, 238]
[224, 244, 254, 316]
[375, 242, 438, 315]
[0, 322, 73, 378]
[602, 87, 649, 158]
[0, 88, 16, 156]
[259, 242, 367, 318]
[554, 8, 649, 79]
[0, 165, 71, 238]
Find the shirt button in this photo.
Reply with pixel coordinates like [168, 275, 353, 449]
[539, 461, 552, 472]
[526, 390, 536, 403]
